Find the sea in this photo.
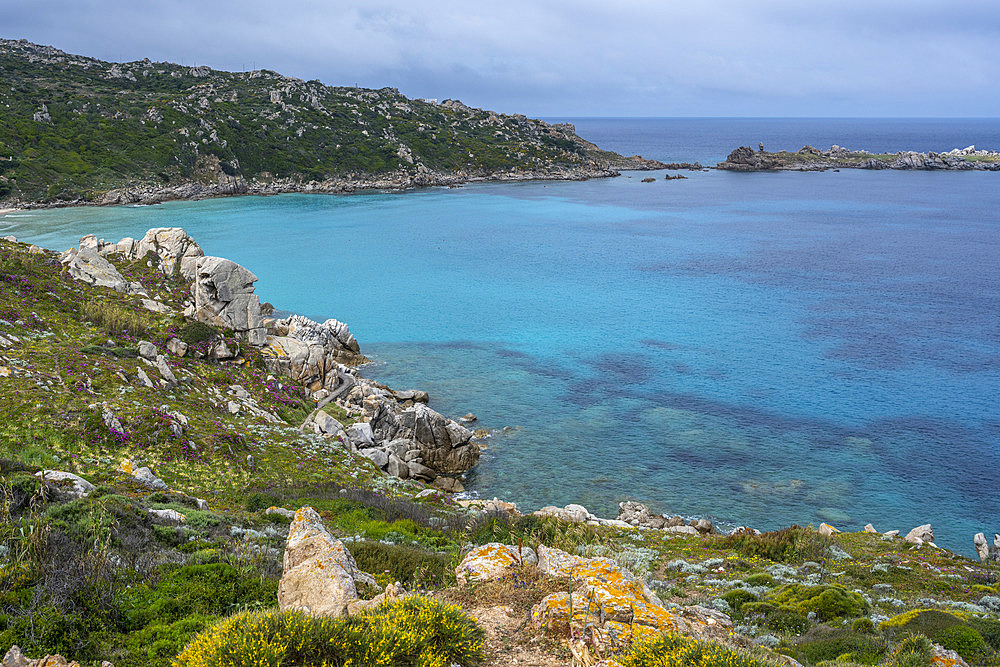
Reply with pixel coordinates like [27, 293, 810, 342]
[3, 118, 998, 555]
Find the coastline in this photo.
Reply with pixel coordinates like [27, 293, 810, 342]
[5, 158, 665, 212]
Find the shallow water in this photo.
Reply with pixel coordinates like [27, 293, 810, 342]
[4, 118, 998, 554]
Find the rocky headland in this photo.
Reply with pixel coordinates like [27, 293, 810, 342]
[2, 228, 1000, 666]
[717, 144, 1000, 171]
[0, 39, 664, 209]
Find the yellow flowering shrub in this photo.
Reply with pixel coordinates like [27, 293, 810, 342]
[172, 595, 484, 667]
[613, 633, 780, 667]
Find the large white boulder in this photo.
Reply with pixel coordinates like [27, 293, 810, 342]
[277, 507, 376, 617]
[192, 256, 266, 345]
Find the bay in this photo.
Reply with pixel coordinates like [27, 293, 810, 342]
[4, 117, 998, 554]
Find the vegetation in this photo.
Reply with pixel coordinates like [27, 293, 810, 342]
[1, 236, 1000, 666]
[615, 633, 781, 667]
[172, 598, 484, 667]
[0, 39, 630, 206]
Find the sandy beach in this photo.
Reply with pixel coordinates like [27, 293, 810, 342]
[0, 208, 20, 216]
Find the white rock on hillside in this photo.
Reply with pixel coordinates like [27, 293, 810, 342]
[277, 507, 377, 617]
[192, 256, 266, 345]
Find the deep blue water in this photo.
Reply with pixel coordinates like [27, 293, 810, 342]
[3, 118, 998, 554]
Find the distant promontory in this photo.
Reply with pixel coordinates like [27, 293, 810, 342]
[717, 144, 1000, 171]
[0, 39, 663, 208]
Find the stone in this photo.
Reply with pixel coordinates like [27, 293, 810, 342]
[975, 533, 989, 562]
[360, 448, 389, 469]
[386, 454, 409, 479]
[136, 368, 155, 388]
[905, 524, 933, 545]
[456, 543, 536, 586]
[344, 422, 374, 448]
[167, 338, 188, 357]
[617, 500, 666, 528]
[263, 315, 363, 390]
[931, 644, 969, 667]
[664, 525, 699, 535]
[695, 518, 714, 534]
[819, 523, 839, 537]
[133, 466, 168, 491]
[137, 341, 157, 360]
[532, 545, 683, 644]
[1, 646, 99, 667]
[60, 246, 144, 295]
[432, 476, 464, 492]
[155, 355, 177, 385]
[459, 412, 477, 422]
[35, 470, 94, 499]
[192, 256, 266, 345]
[147, 508, 186, 524]
[407, 460, 436, 480]
[278, 507, 377, 616]
[226, 401, 240, 415]
[140, 299, 170, 313]
[265, 506, 296, 519]
[865, 523, 878, 533]
[884, 530, 900, 538]
[391, 389, 430, 404]
[313, 410, 344, 436]
[533, 504, 592, 523]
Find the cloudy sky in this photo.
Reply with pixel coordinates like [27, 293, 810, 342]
[4, 0, 999, 117]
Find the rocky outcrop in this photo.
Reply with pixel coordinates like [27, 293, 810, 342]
[277, 507, 380, 617]
[191, 256, 266, 345]
[263, 314, 365, 392]
[905, 524, 934, 545]
[34, 470, 94, 499]
[974, 532, 1000, 563]
[339, 382, 481, 484]
[718, 144, 1000, 172]
[456, 543, 538, 586]
[530, 544, 733, 650]
[2, 646, 114, 667]
[59, 246, 146, 295]
[96, 227, 204, 280]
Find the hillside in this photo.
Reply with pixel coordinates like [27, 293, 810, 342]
[0, 39, 660, 207]
[1, 229, 999, 667]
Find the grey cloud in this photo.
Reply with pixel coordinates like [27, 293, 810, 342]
[3, 0, 998, 116]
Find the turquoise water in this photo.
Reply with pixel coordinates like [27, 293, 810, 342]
[4, 119, 998, 554]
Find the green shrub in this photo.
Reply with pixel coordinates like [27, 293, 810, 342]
[764, 610, 810, 634]
[127, 563, 278, 627]
[885, 634, 933, 667]
[744, 573, 776, 588]
[972, 618, 1000, 651]
[789, 626, 890, 665]
[80, 299, 153, 337]
[244, 492, 279, 512]
[172, 596, 484, 667]
[616, 632, 780, 667]
[179, 322, 219, 345]
[721, 589, 757, 613]
[720, 526, 828, 564]
[934, 626, 988, 660]
[121, 614, 215, 667]
[768, 584, 868, 621]
[852, 618, 876, 633]
[347, 540, 453, 590]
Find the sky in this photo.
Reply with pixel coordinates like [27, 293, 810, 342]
[4, 0, 1000, 117]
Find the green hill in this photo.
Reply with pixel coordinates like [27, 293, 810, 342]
[0, 39, 657, 206]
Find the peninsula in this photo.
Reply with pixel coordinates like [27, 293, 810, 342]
[0, 39, 662, 209]
[717, 144, 1000, 171]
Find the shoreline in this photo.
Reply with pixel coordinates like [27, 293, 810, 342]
[3, 159, 666, 212]
[717, 144, 1000, 172]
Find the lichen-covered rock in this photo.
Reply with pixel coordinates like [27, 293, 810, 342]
[1, 646, 112, 667]
[533, 504, 594, 523]
[535, 545, 675, 631]
[192, 256, 266, 346]
[931, 643, 969, 667]
[147, 508, 186, 525]
[278, 507, 377, 617]
[101, 227, 204, 279]
[455, 543, 537, 586]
